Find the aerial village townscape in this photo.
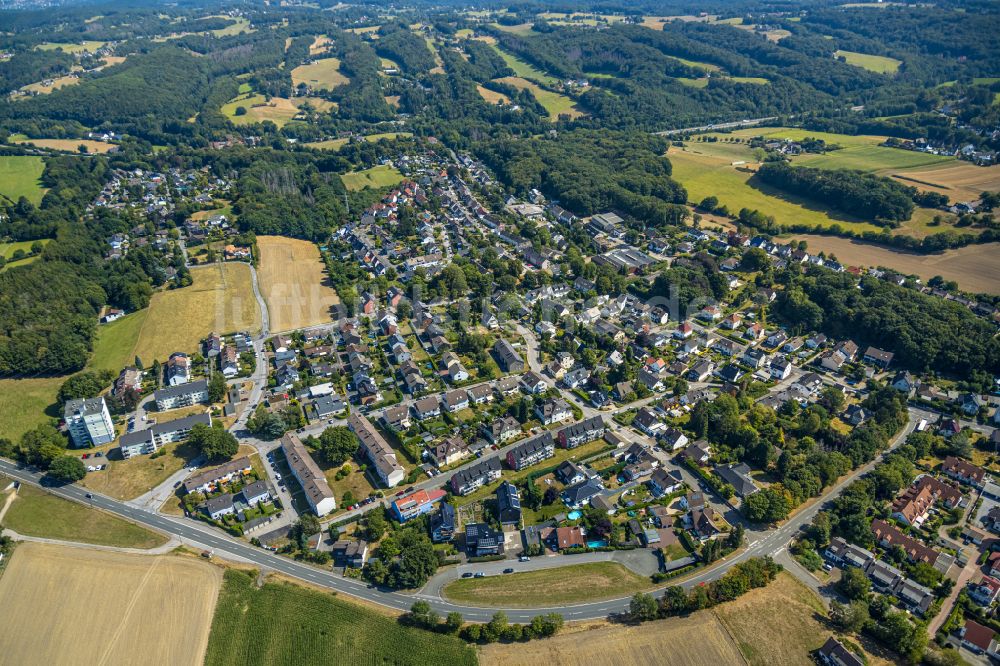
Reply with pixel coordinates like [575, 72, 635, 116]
[0, 1, 999, 665]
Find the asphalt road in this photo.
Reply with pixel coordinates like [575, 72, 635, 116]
[0, 407, 932, 621]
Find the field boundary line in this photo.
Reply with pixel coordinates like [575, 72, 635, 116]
[96, 556, 162, 666]
[712, 608, 752, 666]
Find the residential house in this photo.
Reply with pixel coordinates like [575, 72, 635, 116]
[64, 396, 115, 448]
[557, 416, 605, 449]
[443, 389, 470, 413]
[382, 404, 412, 431]
[392, 488, 447, 522]
[633, 407, 666, 436]
[824, 537, 875, 570]
[496, 481, 522, 526]
[648, 468, 684, 497]
[715, 462, 759, 498]
[535, 398, 572, 425]
[281, 434, 337, 516]
[562, 478, 604, 509]
[220, 346, 239, 378]
[493, 339, 525, 373]
[862, 346, 894, 369]
[961, 620, 999, 656]
[429, 436, 470, 468]
[506, 433, 555, 472]
[942, 456, 988, 488]
[465, 522, 504, 557]
[968, 576, 1000, 607]
[182, 457, 253, 494]
[682, 440, 712, 465]
[165, 352, 191, 386]
[348, 414, 406, 489]
[451, 458, 502, 496]
[413, 396, 442, 420]
[431, 502, 456, 543]
[816, 638, 864, 666]
[466, 384, 493, 405]
[550, 526, 586, 551]
[659, 428, 689, 452]
[481, 416, 521, 445]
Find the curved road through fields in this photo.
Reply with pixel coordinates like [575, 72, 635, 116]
[0, 407, 930, 622]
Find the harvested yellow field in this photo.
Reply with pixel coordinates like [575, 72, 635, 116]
[221, 94, 301, 128]
[291, 57, 349, 90]
[477, 85, 510, 104]
[19, 74, 79, 95]
[133, 262, 260, 364]
[787, 235, 1000, 295]
[712, 571, 880, 666]
[257, 235, 340, 332]
[11, 137, 115, 153]
[891, 161, 1000, 202]
[0, 542, 221, 666]
[479, 613, 744, 666]
[309, 34, 332, 55]
[302, 97, 337, 112]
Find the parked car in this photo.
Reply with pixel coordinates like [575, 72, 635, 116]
[503, 568, 514, 574]
[473, 572, 485, 578]
[462, 572, 473, 578]
[518, 556, 531, 562]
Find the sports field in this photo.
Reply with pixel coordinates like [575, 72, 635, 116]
[0, 543, 220, 666]
[786, 235, 1000, 295]
[204, 569, 476, 666]
[291, 57, 349, 90]
[0, 155, 46, 205]
[221, 94, 301, 128]
[256, 235, 340, 332]
[443, 561, 651, 607]
[494, 76, 584, 120]
[834, 49, 901, 74]
[340, 164, 406, 191]
[2, 483, 167, 548]
[480, 612, 745, 666]
[132, 262, 260, 364]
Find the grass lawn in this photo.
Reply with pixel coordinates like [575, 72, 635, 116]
[3, 482, 167, 548]
[834, 50, 901, 74]
[490, 45, 557, 85]
[204, 569, 477, 666]
[443, 561, 652, 607]
[341, 164, 405, 191]
[132, 262, 260, 365]
[668, 56, 721, 72]
[726, 76, 769, 84]
[493, 76, 583, 120]
[0, 156, 46, 206]
[676, 76, 709, 88]
[36, 40, 105, 53]
[0, 376, 62, 442]
[89, 310, 149, 373]
[291, 57, 349, 90]
[668, 148, 883, 234]
[0, 239, 48, 271]
[491, 22, 535, 34]
[211, 17, 253, 37]
[324, 461, 376, 510]
[79, 441, 199, 500]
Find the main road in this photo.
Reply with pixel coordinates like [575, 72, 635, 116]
[0, 406, 932, 622]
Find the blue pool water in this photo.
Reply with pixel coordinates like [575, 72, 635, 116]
[587, 540, 608, 548]
[567, 510, 582, 520]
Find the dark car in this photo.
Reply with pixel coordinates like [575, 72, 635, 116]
[503, 568, 514, 574]
[462, 572, 474, 578]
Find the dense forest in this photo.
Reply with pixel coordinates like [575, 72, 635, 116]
[775, 267, 1000, 376]
[754, 163, 924, 226]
